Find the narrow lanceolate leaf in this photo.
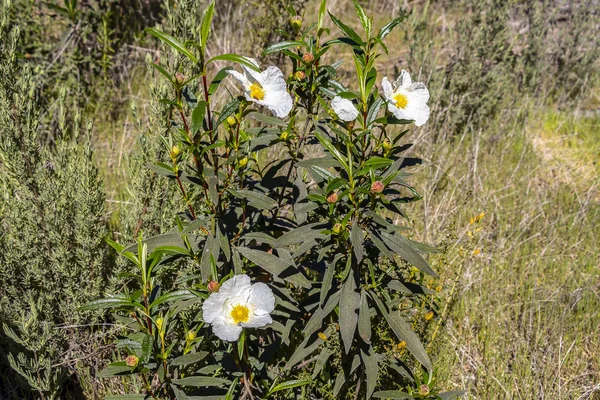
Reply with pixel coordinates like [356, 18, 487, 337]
[207, 54, 260, 72]
[317, 0, 326, 31]
[263, 40, 305, 55]
[171, 351, 209, 366]
[105, 395, 148, 399]
[372, 391, 414, 399]
[380, 232, 438, 277]
[80, 298, 137, 311]
[377, 16, 406, 40]
[172, 376, 231, 387]
[312, 347, 333, 379]
[361, 346, 378, 398]
[274, 222, 327, 248]
[215, 98, 240, 129]
[366, 96, 384, 127]
[146, 28, 197, 63]
[268, 380, 311, 395]
[350, 222, 364, 264]
[358, 289, 371, 344]
[329, 12, 364, 45]
[150, 63, 174, 84]
[98, 363, 133, 378]
[340, 275, 360, 354]
[200, 1, 215, 51]
[150, 290, 195, 308]
[285, 333, 327, 370]
[369, 291, 431, 370]
[230, 189, 276, 210]
[333, 372, 346, 397]
[191, 101, 207, 134]
[314, 130, 350, 173]
[209, 66, 233, 95]
[141, 334, 153, 364]
[438, 391, 467, 400]
[236, 247, 311, 288]
[352, 0, 371, 34]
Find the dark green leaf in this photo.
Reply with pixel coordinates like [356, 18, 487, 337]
[215, 98, 240, 129]
[274, 222, 327, 248]
[209, 66, 233, 95]
[81, 298, 136, 311]
[438, 391, 466, 400]
[172, 376, 230, 387]
[200, 2, 215, 51]
[150, 63, 174, 84]
[141, 334, 153, 364]
[358, 289, 371, 344]
[377, 16, 406, 40]
[230, 189, 276, 210]
[150, 290, 195, 308]
[236, 247, 311, 288]
[373, 391, 414, 399]
[361, 346, 378, 398]
[380, 232, 437, 276]
[207, 54, 260, 72]
[329, 12, 364, 45]
[312, 347, 333, 379]
[146, 28, 197, 63]
[191, 101, 208, 134]
[171, 351, 209, 366]
[350, 222, 364, 264]
[340, 275, 360, 354]
[263, 41, 305, 55]
[268, 380, 311, 395]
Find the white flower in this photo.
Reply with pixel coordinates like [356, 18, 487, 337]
[382, 70, 430, 126]
[202, 274, 275, 342]
[227, 59, 293, 118]
[331, 96, 359, 122]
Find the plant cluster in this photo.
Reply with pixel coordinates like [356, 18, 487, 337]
[85, 2, 463, 399]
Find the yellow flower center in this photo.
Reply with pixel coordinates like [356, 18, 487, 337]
[393, 92, 408, 109]
[230, 304, 250, 324]
[249, 83, 265, 100]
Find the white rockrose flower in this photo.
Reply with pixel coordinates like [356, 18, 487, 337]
[331, 96, 359, 122]
[227, 59, 293, 118]
[382, 70, 430, 126]
[202, 274, 275, 342]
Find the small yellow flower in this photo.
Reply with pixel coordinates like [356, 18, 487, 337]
[186, 330, 196, 342]
[332, 223, 342, 234]
[318, 332, 328, 341]
[170, 145, 181, 160]
[382, 138, 392, 153]
[469, 216, 476, 225]
[467, 230, 473, 237]
[226, 115, 238, 127]
[238, 157, 248, 167]
[478, 211, 485, 221]
[280, 131, 289, 141]
[435, 285, 442, 292]
[425, 311, 434, 321]
[472, 248, 481, 256]
[397, 341, 406, 349]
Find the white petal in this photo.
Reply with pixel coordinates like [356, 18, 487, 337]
[219, 274, 252, 306]
[331, 96, 359, 122]
[408, 82, 430, 103]
[248, 282, 275, 314]
[212, 317, 242, 342]
[202, 292, 227, 324]
[260, 66, 287, 92]
[241, 313, 272, 328]
[227, 70, 251, 90]
[387, 100, 412, 121]
[242, 58, 263, 84]
[396, 69, 412, 89]
[382, 77, 394, 99]
[411, 105, 430, 127]
[259, 89, 293, 118]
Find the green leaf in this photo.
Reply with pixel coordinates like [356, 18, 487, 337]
[191, 101, 208, 134]
[274, 222, 327, 248]
[298, 157, 341, 169]
[312, 347, 333, 379]
[377, 16, 406, 40]
[230, 189, 276, 210]
[209, 66, 233, 95]
[146, 28, 198, 63]
[215, 98, 240, 129]
[147, 162, 177, 178]
[333, 372, 346, 397]
[350, 222, 363, 264]
[141, 334, 153, 364]
[99, 362, 133, 378]
[352, 0, 371, 35]
[317, 0, 326, 32]
[249, 112, 288, 126]
[358, 289, 371, 344]
[329, 12, 364, 45]
[172, 376, 231, 387]
[314, 130, 350, 173]
[200, 2, 215, 51]
[361, 346, 378, 398]
[150, 290, 195, 308]
[285, 334, 327, 370]
[268, 380, 311, 395]
[263, 40, 305, 55]
[81, 298, 136, 311]
[366, 97, 383, 127]
[207, 54, 260, 72]
[171, 351, 209, 366]
[340, 275, 360, 354]
[236, 247, 311, 288]
[373, 391, 414, 399]
[104, 396, 148, 400]
[150, 63, 174, 84]
[380, 232, 437, 276]
[370, 291, 431, 370]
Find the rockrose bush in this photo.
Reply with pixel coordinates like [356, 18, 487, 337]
[85, 1, 462, 399]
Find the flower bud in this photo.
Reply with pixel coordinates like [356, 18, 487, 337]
[174, 72, 186, 84]
[238, 157, 248, 167]
[125, 355, 139, 368]
[397, 341, 406, 349]
[302, 52, 314, 64]
[226, 115, 238, 127]
[186, 330, 196, 342]
[419, 384, 430, 396]
[294, 71, 306, 80]
[425, 310, 434, 321]
[280, 131, 289, 141]
[318, 332, 328, 341]
[332, 223, 342, 234]
[326, 192, 338, 204]
[290, 15, 302, 30]
[207, 280, 220, 293]
[382, 138, 392, 153]
[370, 181, 385, 194]
[170, 145, 181, 159]
[155, 317, 164, 331]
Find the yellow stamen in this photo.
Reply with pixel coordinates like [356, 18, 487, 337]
[230, 304, 250, 324]
[393, 92, 408, 109]
[249, 83, 265, 100]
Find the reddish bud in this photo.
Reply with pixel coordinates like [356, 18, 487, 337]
[326, 192, 338, 204]
[302, 52, 314, 63]
[125, 355, 139, 367]
[174, 72, 186, 84]
[207, 280, 220, 292]
[294, 71, 306, 80]
[370, 181, 385, 194]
